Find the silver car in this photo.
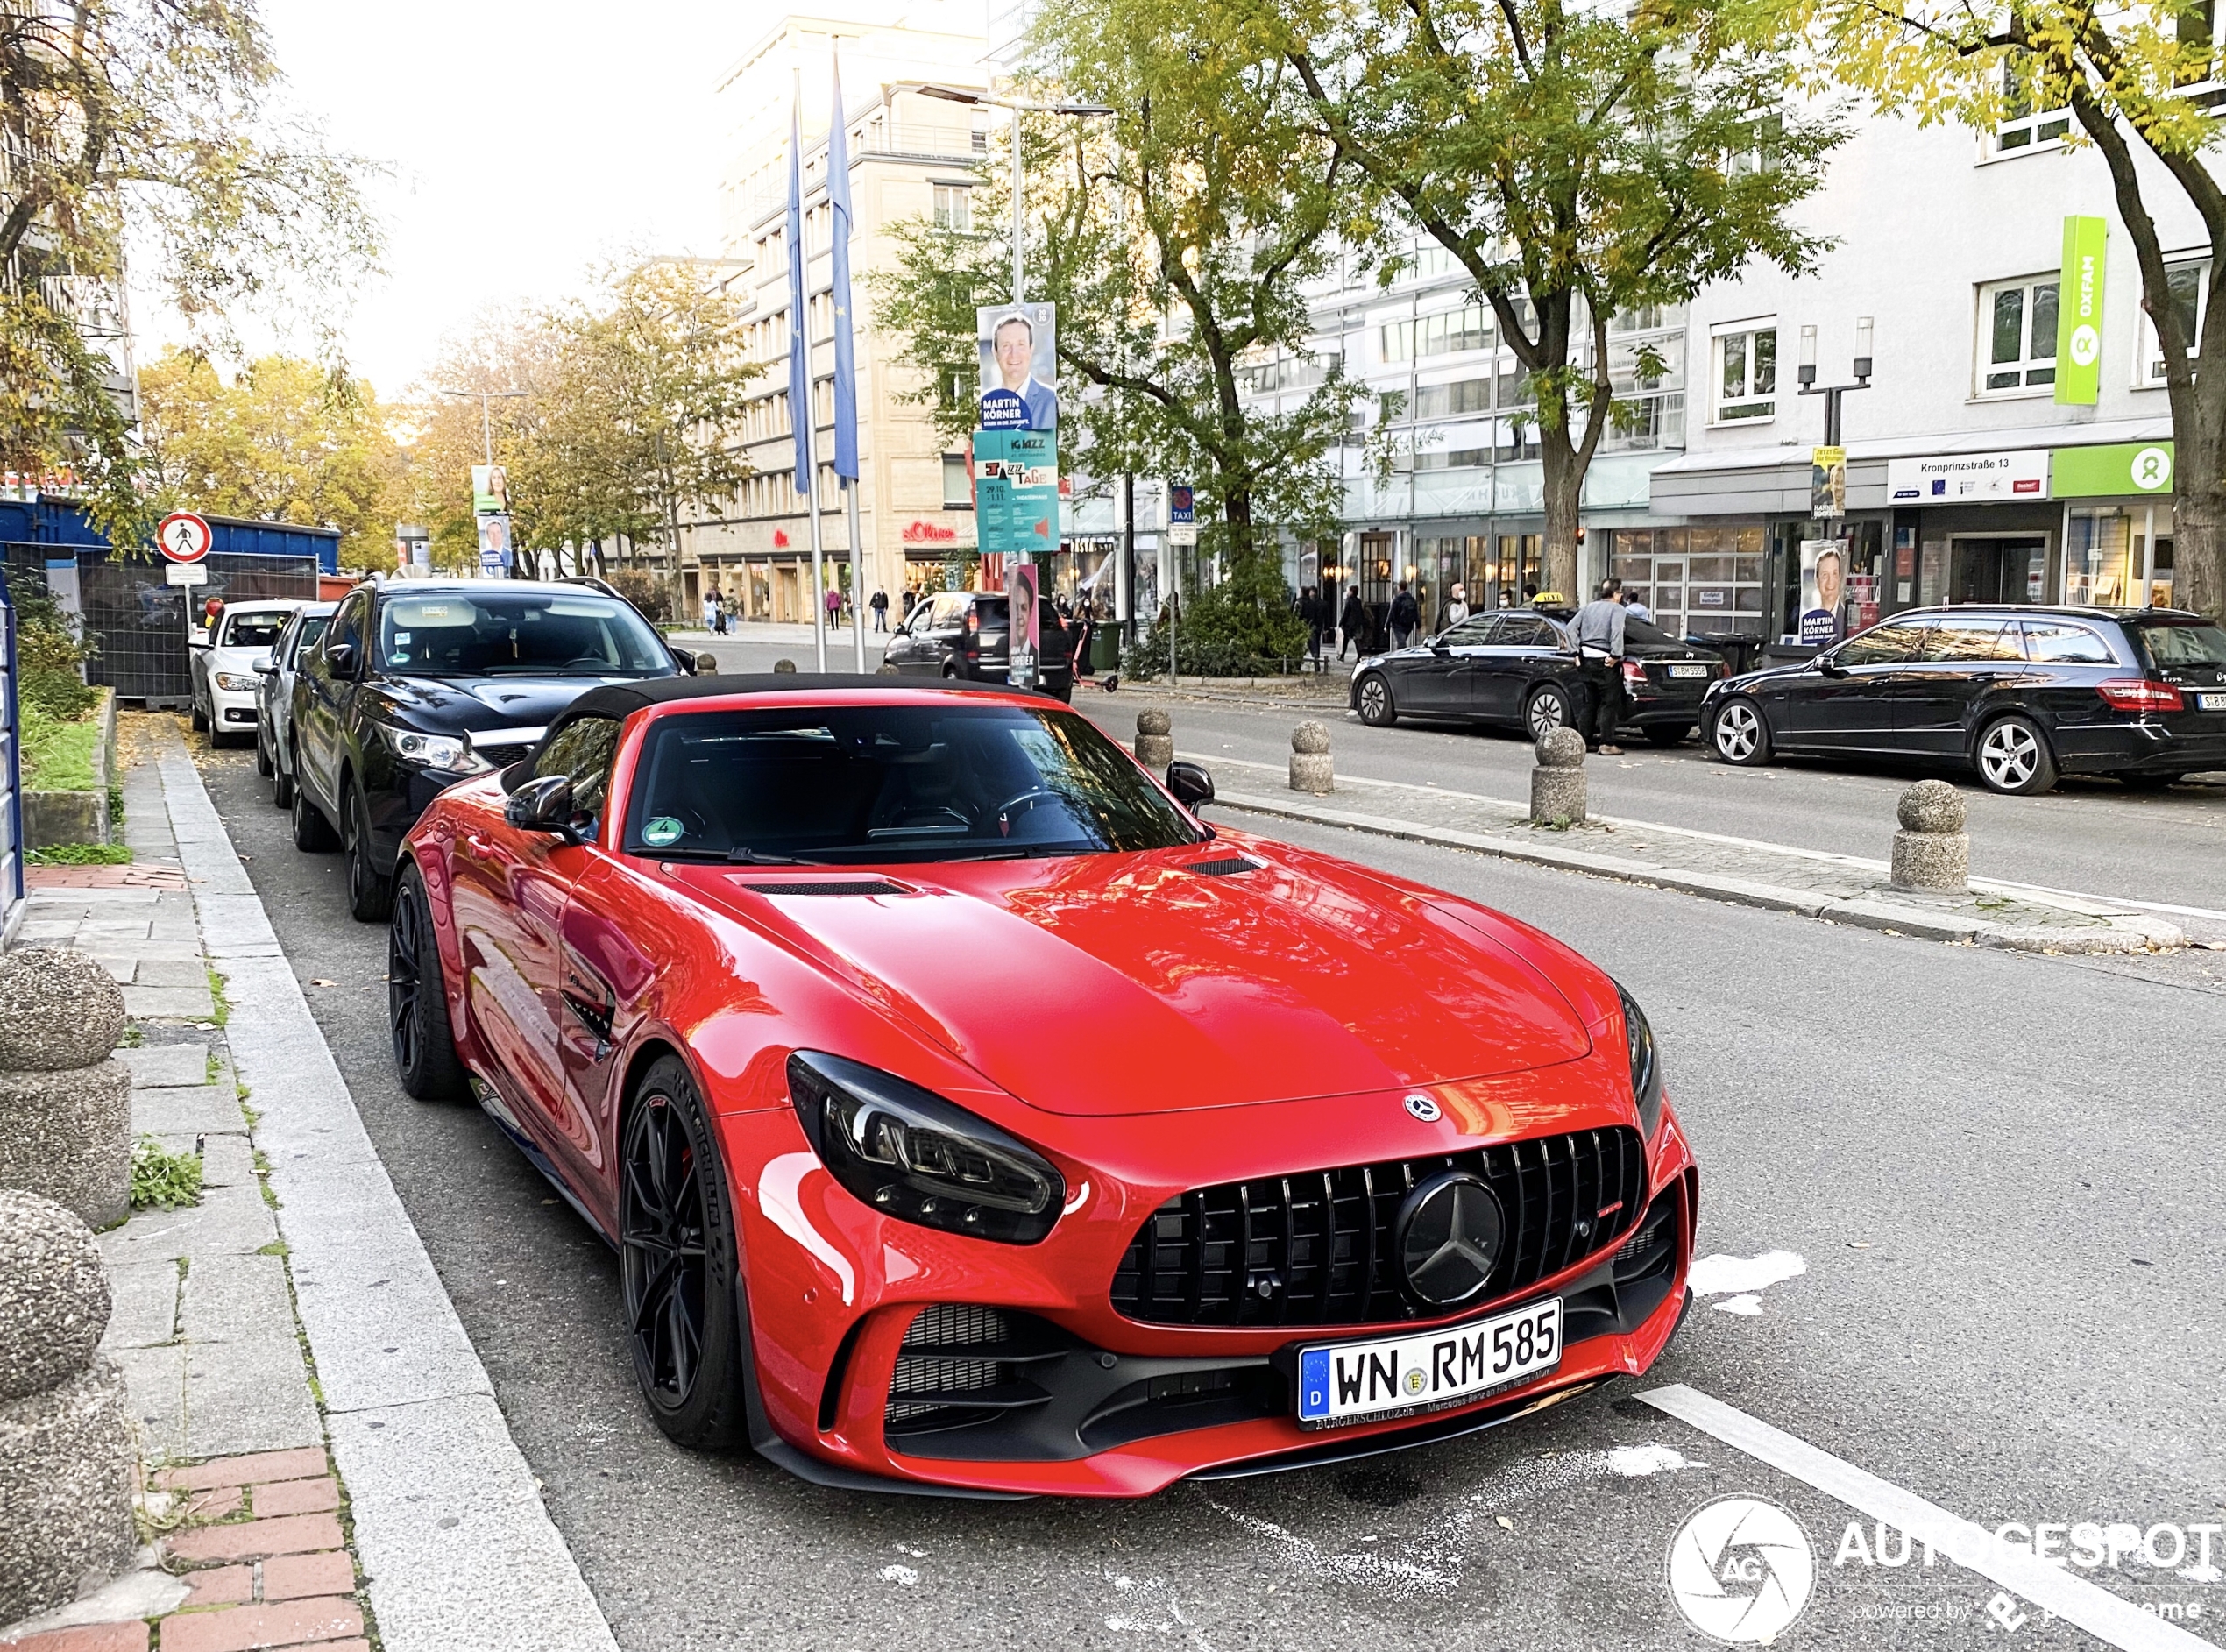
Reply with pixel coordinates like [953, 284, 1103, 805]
[253, 601, 336, 805]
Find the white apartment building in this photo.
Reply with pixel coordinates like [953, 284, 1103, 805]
[687, 2, 990, 623]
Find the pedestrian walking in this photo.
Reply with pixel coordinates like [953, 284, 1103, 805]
[1572, 578, 1628, 755]
[1388, 582, 1421, 650]
[701, 591, 718, 632]
[826, 584, 843, 627]
[871, 587, 890, 632]
[1443, 583, 1470, 630]
[1338, 589, 1367, 660]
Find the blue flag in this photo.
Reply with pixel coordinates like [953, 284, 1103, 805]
[828, 47, 859, 482]
[786, 89, 812, 495]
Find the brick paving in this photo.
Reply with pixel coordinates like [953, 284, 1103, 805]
[24, 861, 190, 890]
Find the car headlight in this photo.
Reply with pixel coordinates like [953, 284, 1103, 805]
[1617, 983, 1664, 1140]
[213, 672, 260, 692]
[787, 1052, 1064, 1244]
[382, 727, 481, 775]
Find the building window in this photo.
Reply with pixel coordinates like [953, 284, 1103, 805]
[942, 453, 972, 508]
[932, 184, 971, 232]
[1712, 324, 1776, 422]
[1380, 303, 1493, 364]
[1996, 62, 2071, 152]
[2144, 260, 2206, 381]
[1978, 276, 2058, 393]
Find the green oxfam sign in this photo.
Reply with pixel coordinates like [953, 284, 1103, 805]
[2051, 441, 2174, 497]
[2055, 216, 2108, 407]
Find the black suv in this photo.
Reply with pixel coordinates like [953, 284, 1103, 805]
[882, 590, 1075, 700]
[288, 579, 686, 919]
[1701, 605, 2226, 794]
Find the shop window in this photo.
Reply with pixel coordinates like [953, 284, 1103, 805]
[2143, 261, 2206, 382]
[1977, 277, 2058, 394]
[932, 185, 972, 232]
[941, 453, 972, 509]
[2066, 509, 2135, 605]
[1712, 324, 1776, 422]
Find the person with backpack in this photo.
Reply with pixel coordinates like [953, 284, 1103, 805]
[1388, 583, 1421, 649]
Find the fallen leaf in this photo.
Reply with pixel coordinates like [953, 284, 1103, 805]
[1495, 1515, 1514, 1531]
[310, 978, 336, 987]
[1847, 1241, 1872, 1250]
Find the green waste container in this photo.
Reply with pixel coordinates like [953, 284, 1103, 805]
[1088, 628, 1122, 671]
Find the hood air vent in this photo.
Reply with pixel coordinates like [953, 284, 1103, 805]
[735, 880, 910, 897]
[1186, 857, 1260, 877]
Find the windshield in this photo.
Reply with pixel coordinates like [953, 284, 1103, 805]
[623, 702, 1205, 863]
[2138, 620, 2226, 668]
[223, 612, 290, 649]
[375, 592, 670, 677]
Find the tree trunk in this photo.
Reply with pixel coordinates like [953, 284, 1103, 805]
[1538, 431, 1584, 602]
[2175, 484, 2226, 619]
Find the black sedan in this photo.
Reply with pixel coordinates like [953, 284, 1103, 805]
[1350, 611, 1726, 744]
[1701, 605, 2226, 794]
[287, 579, 690, 920]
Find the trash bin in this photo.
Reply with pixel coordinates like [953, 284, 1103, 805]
[1089, 627, 1122, 672]
[1692, 632, 1761, 677]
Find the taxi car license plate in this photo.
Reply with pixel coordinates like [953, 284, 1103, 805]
[2199, 691, 2226, 711]
[1668, 663, 1711, 678]
[1296, 1299, 1562, 1428]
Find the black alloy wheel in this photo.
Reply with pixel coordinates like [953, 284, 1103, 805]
[620, 1056, 750, 1450]
[388, 862, 466, 1100]
[291, 769, 336, 851]
[1356, 672, 1397, 727]
[345, 785, 395, 923]
[1525, 684, 1572, 742]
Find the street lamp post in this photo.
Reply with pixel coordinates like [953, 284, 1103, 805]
[442, 387, 527, 578]
[1795, 317, 1875, 448]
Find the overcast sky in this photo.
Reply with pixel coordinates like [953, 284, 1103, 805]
[137, 0, 757, 401]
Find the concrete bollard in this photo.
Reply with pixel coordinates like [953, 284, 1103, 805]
[1890, 779, 1970, 893]
[1135, 709, 1174, 769]
[0, 949, 131, 1230]
[1289, 720, 1333, 794]
[1530, 727, 1588, 825]
[0, 1189, 138, 1625]
[773, 657, 798, 674]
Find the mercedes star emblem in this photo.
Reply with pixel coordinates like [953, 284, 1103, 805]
[1394, 1171, 1505, 1308]
[1403, 1093, 1442, 1123]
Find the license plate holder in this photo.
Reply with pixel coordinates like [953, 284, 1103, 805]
[2198, 691, 2226, 711]
[1294, 1299, 1563, 1429]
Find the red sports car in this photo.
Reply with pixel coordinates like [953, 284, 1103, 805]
[387, 676, 1696, 1497]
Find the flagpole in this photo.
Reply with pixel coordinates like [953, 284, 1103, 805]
[790, 67, 827, 673]
[805, 430, 827, 675]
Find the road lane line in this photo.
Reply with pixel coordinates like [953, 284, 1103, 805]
[1638, 1384, 2221, 1652]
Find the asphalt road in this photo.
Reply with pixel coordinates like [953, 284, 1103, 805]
[190, 718, 2226, 1652]
[676, 627, 2226, 914]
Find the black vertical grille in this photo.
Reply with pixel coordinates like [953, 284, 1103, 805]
[1109, 1127, 1647, 1329]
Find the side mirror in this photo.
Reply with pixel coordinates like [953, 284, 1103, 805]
[1166, 761, 1215, 809]
[326, 642, 358, 677]
[504, 774, 576, 834]
[1818, 656, 1848, 678]
[693, 651, 719, 676]
[671, 646, 698, 672]
[1431, 640, 1452, 658]
[252, 655, 277, 675]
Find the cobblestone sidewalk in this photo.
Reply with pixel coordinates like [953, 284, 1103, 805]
[1187, 750, 2192, 954]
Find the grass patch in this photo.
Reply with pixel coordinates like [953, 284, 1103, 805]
[119, 1023, 143, 1048]
[130, 1137, 204, 1211]
[205, 1047, 220, 1083]
[20, 706, 99, 791]
[206, 966, 230, 1027]
[108, 783, 124, 827]
[27, 842, 131, 865]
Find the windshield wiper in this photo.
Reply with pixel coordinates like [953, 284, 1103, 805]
[726, 847, 812, 865]
[630, 846, 811, 865]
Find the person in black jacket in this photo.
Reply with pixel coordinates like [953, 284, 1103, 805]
[1388, 583, 1421, 649]
[1338, 589, 1367, 660]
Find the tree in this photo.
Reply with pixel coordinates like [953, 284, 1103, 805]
[1252, 0, 1840, 599]
[138, 350, 404, 566]
[1817, 1, 2226, 617]
[1, 0, 381, 539]
[872, 0, 1358, 663]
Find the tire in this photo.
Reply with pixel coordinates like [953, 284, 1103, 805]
[254, 729, 273, 777]
[1975, 715, 2058, 795]
[1644, 723, 1694, 748]
[1356, 672, 1396, 727]
[621, 1055, 752, 1451]
[1525, 684, 1573, 742]
[190, 697, 208, 733]
[344, 784, 395, 923]
[272, 737, 296, 809]
[291, 772, 337, 852]
[1708, 697, 1772, 766]
[388, 862, 467, 1101]
[941, 661, 962, 680]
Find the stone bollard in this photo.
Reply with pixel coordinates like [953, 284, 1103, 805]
[1890, 779, 1970, 893]
[1289, 720, 1333, 794]
[773, 657, 798, 674]
[0, 948, 132, 1230]
[0, 1189, 138, 1624]
[1135, 709, 1174, 769]
[1530, 727, 1588, 825]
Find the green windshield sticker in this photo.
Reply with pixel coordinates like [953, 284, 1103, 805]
[642, 816, 685, 847]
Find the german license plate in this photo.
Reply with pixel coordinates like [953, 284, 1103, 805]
[2198, 691, 2226, 711]
[1295, 1299, 1561, 1429]
[1669, 663, 1711, 678]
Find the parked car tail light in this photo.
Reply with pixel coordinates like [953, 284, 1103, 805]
[966, 608, 981, 635]
[1620, 660, 1648, 686]
[2096, 678, 2183, 713]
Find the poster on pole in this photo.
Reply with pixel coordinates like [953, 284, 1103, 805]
[1797, 539, 1847, 647]
[1005, 557, 1040, 687]
[471, 465, 509, 515]
[477, 513, 513, 576]
[977, 303, 1058, 433]
[1810, 446, 1846, 519]
[972, 429, 1058, 554]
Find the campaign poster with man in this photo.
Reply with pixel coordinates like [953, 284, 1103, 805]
[977, 303, 1058, 434]
[1797, 539, 1847, 647]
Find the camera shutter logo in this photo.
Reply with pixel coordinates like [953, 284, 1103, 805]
[1665, 1495, 1815, 1644]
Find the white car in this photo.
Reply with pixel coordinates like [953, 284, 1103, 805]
[190, 600, 300, 747]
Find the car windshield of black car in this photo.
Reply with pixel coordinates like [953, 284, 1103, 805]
[376, 593, 670, 677]
[622, 703, 1205, 862]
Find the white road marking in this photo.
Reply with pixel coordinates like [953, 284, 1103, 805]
[1639, 1384, 2222, 1652]
[878, 1563, 919, 1586]
[1688, 1250, 1807, 1300]
[1712, 1294, 1765, 1316]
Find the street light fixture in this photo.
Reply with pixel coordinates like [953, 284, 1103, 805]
[439, 386, 527, 468]
[1795, 317, 1874, 446]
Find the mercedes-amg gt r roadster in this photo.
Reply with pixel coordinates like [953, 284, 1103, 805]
[387, 675, 1697, 1497]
